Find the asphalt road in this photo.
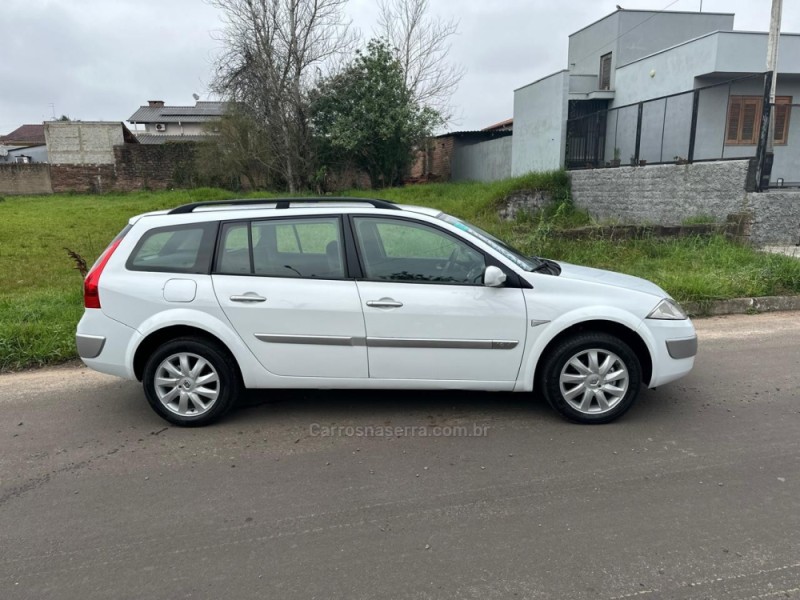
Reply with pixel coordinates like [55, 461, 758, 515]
[1, 313, 799, 600]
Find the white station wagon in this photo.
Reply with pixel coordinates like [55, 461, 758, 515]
[76, 198, 697, 426]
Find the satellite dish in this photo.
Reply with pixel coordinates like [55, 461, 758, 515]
[192, 93, 200, 101]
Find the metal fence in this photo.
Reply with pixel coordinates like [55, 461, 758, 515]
[565, 73, 776, 171]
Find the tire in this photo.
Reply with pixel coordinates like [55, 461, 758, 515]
[540, 332, 642, 424]
[142, 336, 241, 427]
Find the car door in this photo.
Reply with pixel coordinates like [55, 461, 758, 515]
[351, 216, 528, 382]
[211, 216, 368, 378]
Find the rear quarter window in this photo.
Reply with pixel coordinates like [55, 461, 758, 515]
[126, 223, 217, 274]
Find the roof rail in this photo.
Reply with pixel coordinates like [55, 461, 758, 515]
[168, 197, 401, 214]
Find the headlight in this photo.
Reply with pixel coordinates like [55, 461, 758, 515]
[647, 298, 688, 320]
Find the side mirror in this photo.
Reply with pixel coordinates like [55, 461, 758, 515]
[484, 265, 507, 287]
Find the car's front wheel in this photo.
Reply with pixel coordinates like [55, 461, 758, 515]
[540, 332, 642, 424]
[142, 337, 240, 427]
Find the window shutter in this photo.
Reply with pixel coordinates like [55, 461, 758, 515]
[773, 97, 792, 145]
[741, 99, 760, 145]
[726, 98, 742, 143]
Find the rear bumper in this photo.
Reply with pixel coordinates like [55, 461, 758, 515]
[76, 309, 140, 380]
[76, 334, 105, 359]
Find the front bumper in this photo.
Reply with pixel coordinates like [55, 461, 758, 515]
[637, 318, 697, 388]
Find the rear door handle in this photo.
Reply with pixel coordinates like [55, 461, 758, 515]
[366, 298, 403, 308]
[230, 294, 267, 303]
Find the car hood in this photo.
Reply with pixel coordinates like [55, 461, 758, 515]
[553, 262, 667, 298]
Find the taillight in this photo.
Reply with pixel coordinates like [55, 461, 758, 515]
[84, 238, 123, 309]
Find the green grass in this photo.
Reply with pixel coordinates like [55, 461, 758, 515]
[1, 175, 799, 371]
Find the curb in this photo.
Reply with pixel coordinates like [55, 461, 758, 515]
[684, 295, 800, 318]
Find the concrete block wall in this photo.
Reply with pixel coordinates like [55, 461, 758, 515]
[747, 191, 800, 246]
[569, 159, 800, 245]
[0, 164, 52, 195]
[45, 122, 123, 165]
[569, 160, 753, 224]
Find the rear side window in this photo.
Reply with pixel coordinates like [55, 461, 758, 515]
[215, 217, 345, 279]
[126, 223, 216, 274]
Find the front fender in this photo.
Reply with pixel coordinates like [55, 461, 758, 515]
[514, 306, 652, 391]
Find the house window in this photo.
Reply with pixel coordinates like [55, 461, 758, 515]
[725, 95, 792, 145]
[774, 96, 792, 145]
[599, 53, 612, 91]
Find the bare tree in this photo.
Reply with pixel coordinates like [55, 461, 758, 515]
[211, 0, 354, 191]
[376, 0, 464, 122]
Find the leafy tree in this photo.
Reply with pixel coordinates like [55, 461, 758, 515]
[312, 39, 441, 188]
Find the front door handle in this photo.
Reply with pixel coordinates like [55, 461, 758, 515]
[230, 294, 267, 303]
[366, 298, 403, 308]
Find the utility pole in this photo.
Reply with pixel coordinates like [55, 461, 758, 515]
[765, 0, 783, 154]
[756, 0, 783, 191]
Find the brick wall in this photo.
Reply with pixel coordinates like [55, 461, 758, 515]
[49, 143, 200, 193]
[0, 163, 52, 195]
[407, 136, 455, 182]
[114, 143, 198, 190]
[50, 164, 117, 193]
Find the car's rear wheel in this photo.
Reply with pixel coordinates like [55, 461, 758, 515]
[142, 337, 240, 427]
[540, 332, 642, 424]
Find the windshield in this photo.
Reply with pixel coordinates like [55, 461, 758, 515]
[437, 213, 541, 272]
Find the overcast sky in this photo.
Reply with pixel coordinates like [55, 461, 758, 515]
[1, 0, 799, 135]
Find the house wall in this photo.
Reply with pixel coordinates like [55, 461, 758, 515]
[694, 75, 800, 184]
[0, 163, 52, 195]
[512, 71, 570, 175]
[0, 145, 49, 164]
[615, 11, 733, 67]
[144, 123, 209, 136]
[451, 136, 512, 182]
[609, 32, 800, 183]
[568, 14, 620, 87]
[568, 11, 732, 93]
[45, 122, 124, 165]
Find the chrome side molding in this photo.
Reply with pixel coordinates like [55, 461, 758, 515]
[255, 334, 518, 350]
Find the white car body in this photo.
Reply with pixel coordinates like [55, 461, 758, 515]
[76, 199, 697, 425]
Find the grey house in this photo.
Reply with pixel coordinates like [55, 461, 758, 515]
[512, 9, 799, 185]
[128, 100, 227, 144]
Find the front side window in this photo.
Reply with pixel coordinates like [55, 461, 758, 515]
[216, 217, 345, 279]
[127, 223, 215, 273]
[354, 217, 485, 284]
